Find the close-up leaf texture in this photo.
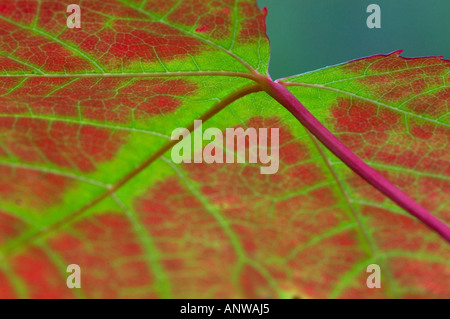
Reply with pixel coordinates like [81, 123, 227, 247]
[0, 0, 448, 299]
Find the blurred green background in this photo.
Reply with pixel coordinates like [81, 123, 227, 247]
[257, 0, 450, 79]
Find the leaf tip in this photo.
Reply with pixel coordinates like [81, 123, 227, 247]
[390, 49, 404, 56]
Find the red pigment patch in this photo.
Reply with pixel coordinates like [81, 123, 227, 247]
[145, 0, 180, 15]
[0, 118, 126, 172]
[0, 57, 34, 74]
[74, 78, 197, 122]
[165, 0, 266, 41]
[332, 98, 401, 134]
[0, 270, 17, 298]
[343, 51, 449, 74]
[0, 20, 94, 73]
[0, 165, 71, 208]
[330, 98, 450, 176]
[375, 123, 450, 174]
[360, 206, 450, 254]
[342, 52, 449, 115]
[240, 265, 277, 298]
[338, 271, 389, 298]
[0, 211, 26, 245]
[0, 1, 37, 24]
[111, 21, 202, 59]
[37, 1, 71, 34]
[4, 78, 78, 117]
[359, 73, 437, 103]
[0, 78, 35, 114]
[370, 54, 448, 73]
[0, 78, 28, 97]
[10, 0, 205, 71]
[286, 231, 367, 298]
[238, 3, 267, 41]
[168, 0, 226, 30]
[114, 78, 198, 121]
[348, 167, 450, 229]
[194, 6, 233, 39]
[382, 172, 449, 221]
[388, 258, 450, 298]
[11, 247, 75, 298]
[275, 187, 346, 238]
[408, 87, 450, 117]
[413, 177, 450, 221]
[49, 213, 154, 298]
[330, 98, 401, 161]
[346, 173, 386, 203]
[136, 178, 238, 298]
[59, 18, 203, 70]
[2, 78, 198, 123]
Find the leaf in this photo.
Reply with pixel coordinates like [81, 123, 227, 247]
[0, 0, 448, 299]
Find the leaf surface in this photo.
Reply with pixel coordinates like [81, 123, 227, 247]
[0, 0, 448, 298]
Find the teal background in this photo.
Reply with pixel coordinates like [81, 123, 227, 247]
[257, 0, 450, 79]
